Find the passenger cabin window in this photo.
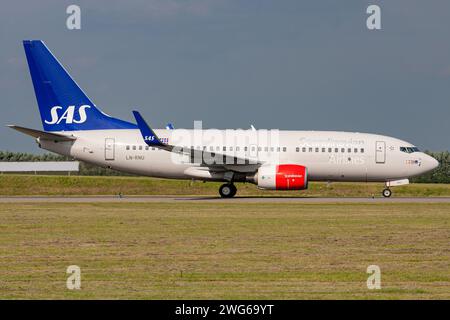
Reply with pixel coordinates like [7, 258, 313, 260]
[334, 148, 338, 153]
[302, 147, 306, 152]
[322, 148, 326, 152]
[361, 148, 365, 153]
[354, 148, 358, 153]
[328, 148, 332, 153]
[126, 146, 130, 150]
[132, 146, 136, 150]
[283, 147, 287, 152]
[315, 147, 319, 152]
[296, 147, 299, 152]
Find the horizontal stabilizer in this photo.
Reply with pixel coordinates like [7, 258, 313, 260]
[7, 125, 76, 141]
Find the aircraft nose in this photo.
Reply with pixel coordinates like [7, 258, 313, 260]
[424, 154, 439, 171]
[430, 156, 439, 170]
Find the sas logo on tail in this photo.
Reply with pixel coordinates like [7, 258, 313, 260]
[45, 105, 91, 124]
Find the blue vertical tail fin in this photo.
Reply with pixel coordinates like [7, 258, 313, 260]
[23, 40, 136, 131]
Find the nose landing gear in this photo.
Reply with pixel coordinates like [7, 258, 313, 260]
[382, 188, 392, 198]
[219, 183, 237, 198]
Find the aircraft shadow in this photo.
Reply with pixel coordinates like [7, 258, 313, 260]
[177, 196, 320, 200]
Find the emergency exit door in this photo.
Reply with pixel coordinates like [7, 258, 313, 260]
[105, 138, 115, 161]
[375, 141, 385, 164]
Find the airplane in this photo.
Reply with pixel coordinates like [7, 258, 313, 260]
[8, 40, 439, 198]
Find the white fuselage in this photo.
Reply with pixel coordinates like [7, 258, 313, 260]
[38, 129, 438, 183]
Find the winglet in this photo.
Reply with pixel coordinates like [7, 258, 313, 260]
[166, 123, 174, 130]
[132, 111, 164, 146]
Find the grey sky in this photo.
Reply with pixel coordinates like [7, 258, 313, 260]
[1, 0, 449, 152]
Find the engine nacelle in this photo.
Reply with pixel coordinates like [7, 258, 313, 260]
[256, 164, 308, 190]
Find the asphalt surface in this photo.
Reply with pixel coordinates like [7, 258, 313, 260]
[1, 196, 449, 203]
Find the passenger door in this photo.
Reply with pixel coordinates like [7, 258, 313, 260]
[105, 138, 115, 161]
[375, 141, 386, 164]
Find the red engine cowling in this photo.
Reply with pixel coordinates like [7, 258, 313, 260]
[256, 164, 308, 190]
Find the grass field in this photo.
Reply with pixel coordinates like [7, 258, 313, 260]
[1, 174, 450, 197]
[0, 202, 449, 299]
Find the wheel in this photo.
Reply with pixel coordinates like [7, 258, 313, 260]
[229, 184, 237, 197]
[382, 188, 392, 198]
[219, 183, 237, 198]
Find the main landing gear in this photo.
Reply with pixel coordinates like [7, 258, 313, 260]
[382, 188, 392, 198]
[219, 183, 237, 198]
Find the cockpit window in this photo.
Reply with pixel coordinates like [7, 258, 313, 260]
[400, 146, 420, 153]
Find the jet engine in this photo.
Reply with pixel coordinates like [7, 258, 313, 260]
[255, 164, 308, 190]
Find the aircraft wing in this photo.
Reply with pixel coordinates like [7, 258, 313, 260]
[132, 111, 261, 172]
[8, 125, 77, 141]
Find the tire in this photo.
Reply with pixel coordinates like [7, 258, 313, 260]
[229, 184, 237, 197]
[219, 184, 237, 198]
[382, 188, 392, 198]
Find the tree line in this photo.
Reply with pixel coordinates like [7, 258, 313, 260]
[0, 151, 130, 176]
[0, 150, 448, 183]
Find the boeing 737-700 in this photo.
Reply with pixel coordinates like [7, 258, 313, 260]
[9, 40, 439, 198]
